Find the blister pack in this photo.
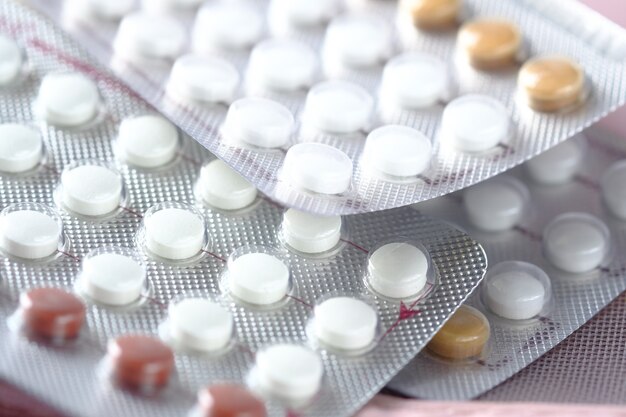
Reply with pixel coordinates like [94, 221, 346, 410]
[22, 0, 626, 215]
[0, 2, 487, 416]
[388, 125, 626, 400]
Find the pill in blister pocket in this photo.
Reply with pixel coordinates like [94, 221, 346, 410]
[69, 0, 134, 20]
[19, 287, 85, 340]
[281, 143, 353, 195]
[458, 19, 522, 70]
[228, 253, 289, 305]
[0, 205, 61, 259]
[281, 209, 342, 254]
[199, 160, 257, 211]
[367, 242, 429, 299]
[117, 115, 178, 168]
[400, 0, 460, 30]
[169, 54, 240, 104]
[0, 124, 43, 173]
[426, 305, 490, 360]
[37, 73, 99, 126]
[314, 297, 377, 351]
[193, 2, 264, 52]
[543, 212, 610, 274]
[114, 12, 186, 61]
[222, 98, 294, 148]
[255, 344, 323, 403]
[441, 94, 510, 152]
[525, 135, 586, 185]
[601, 160, 626, 220]
[198, 384, 267, 417]
[61, 163, 123, 216]
[144, 206, 205, 260]
[363, 125, 432, 178]
[269, 0, 340, 28]
[168, 298, 233, 352]
[0, 35, 22, 85]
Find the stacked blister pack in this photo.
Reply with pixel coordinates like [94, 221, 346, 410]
[1, 0, 626, 415]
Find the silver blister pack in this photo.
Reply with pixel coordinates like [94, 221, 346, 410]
[388, 125, 626, 400]
[0, 2, 487, 416]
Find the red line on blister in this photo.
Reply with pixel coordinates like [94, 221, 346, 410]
[513, 225, 542, 242]
[574, 174, 601, 190]
[286, 294, 314, 309]
[201, 249, 227, 263]
[141, 295, 167, 310]
[57, 250, 80, 261]
[340, 238, 369, 254]
[120, 206, 143, 218]
[178, 153, 202, 166]
[40, 164, 60, 176]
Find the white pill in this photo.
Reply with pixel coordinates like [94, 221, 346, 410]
[193, 2, 264, 52]
[282, 209, 342, 254]
[367, 242, 429, 299]
[144, 207, 205, 260]
[363, 125, 432, 178]
[114, 12, 186, 60]
[602, 160, 626, 220]
[281, 143, 353, 195]
[0, 209, 61, 259]
[269, 0, 340, 29]
[0, 124, 43, 173]
[222, 98, 294, 148]
[255, 344, 323, 402]
[117, 115, 178, 168]
[142, 0, 203, 12]
[169, 54, 239, 103]
[525, 135, 586, 185]
[247, 39, 318, 92]
[38, 73, 99, 126]
[314, 297, 377, 350]
[168, 298, 233, 351]
[228, 253, 289, 305]
[441, 95, 510, 152]
[303, 81, 374, 134]
[483, 262, 549, 320]
[463, 176, 528, 232]
[323, 15, 392, 68]
[70, 0, 135, 20]
[81, 252, 146, 305]
[380, 53, 448, 109]
[61, 164, 123, 216]
[543, 213, 610, 274]
[0, 35, 22, 85]
[199, 160, 257, 210]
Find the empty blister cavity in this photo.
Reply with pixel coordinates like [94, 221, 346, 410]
[197, 384, 267, 417]
[525, 134, 586, 185]
[463, 175, 529, 232]
[399, 0, 461, 30]
[543, 212, 610, 274]
[426, 305, 490, 361]
[268, 0, 340, 32]
[362, 125, 433, 179]
[0, 203, 63, 260]
[303, 80, 374, 134]
[0, 124, 43, 173]
[281, 143, 353, 195]
[281, 209, 342, 255]
[198, 160, 258, 211]
[482, 261, 551, 321]
[457, 18, 522, 70]
[168, 54, 239, 104]
[441, 94, 510, 152]
[66, 0, 134, 21]
[37, 72, 100, 126]
[117, 115, 179, 168]
[601, 160, 626, 220]
[0, 35, 23, 85]
[114, 12, 186, 61]
[222, 98, 294, 149]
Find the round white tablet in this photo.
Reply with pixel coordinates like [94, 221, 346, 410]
[255, 344, 323, 403]
[168, 298, 233, 351]
[222, 98, 294, 148]
[193, 2, 264, 52]
[281, 143, 353, 195]
[441, 95, 510, 152]
[144, 206, 205, 260]
[114, 12, 186, 61]
[380, 53, 448, 109]
[282, 209, 342, 254]
[0, 208, 61, 259]
[61, 164, 123, 216]
[323, 15, 392, 68]
[525, 135, 586, 185]
[199, 160, 257, 210]
[543, 213, 610, 274]
[37, 73, 100, 126]
[303, 81, 374, 134]
[463, 176, 528, 232]
[363, 125, 432, 178]
[367, 242, 429, 299]
[228, 253, 289, 305]
[247, 39, 318, 92]
[81, 251, 146, 305]
[483, 261, 549, 320]
[0, 35, 22, 85]
[117, 115, 178, 168]
[314, 297, 377, 350]
[70, 0, 135, 20]
[169, 54, 240, 103]
[602, 160, 626, 219]
[0, 124, 43, 173]
[269, 0, 340, 30]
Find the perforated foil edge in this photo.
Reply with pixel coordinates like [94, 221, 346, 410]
[0, 2, 487, 416]
[388, 125, 626, 400]
[22, 0, 626, 215]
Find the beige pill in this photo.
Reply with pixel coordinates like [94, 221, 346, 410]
[458, 19, 521, 70]
[401, 0, 460, 30]
[426, 305, 490, 360]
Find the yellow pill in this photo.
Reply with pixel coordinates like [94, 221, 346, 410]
[458, 19, 522, 70]
[401, 0, 461, 30]
[427, 305, 490, 360]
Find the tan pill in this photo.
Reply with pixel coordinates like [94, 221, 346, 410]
[427, 305, 490, 360]
[458, 19, 521, 70]
[401, 0, 460, 30]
